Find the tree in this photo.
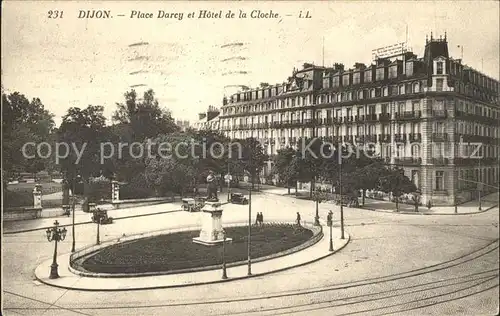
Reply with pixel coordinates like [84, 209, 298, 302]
[295, 137, 325, 197]
[272, 147, 297, 194]
[2, 92, 55, 184]
[111, 89, 179, 181]
[352, 159, 388, 205]
[58, 105, 109, 211]
[144, 133, 197, 197]
[239, 137, 268, 189]
[112, 89, 178, 140]
[377, 168, 417, 211]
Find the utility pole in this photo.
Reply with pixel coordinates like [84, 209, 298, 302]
[339, 151, 345, 240]
[247, 129, 253, 276]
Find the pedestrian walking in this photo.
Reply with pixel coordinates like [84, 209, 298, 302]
[296, 212, 301, 226]
[260, 212, 264, 225]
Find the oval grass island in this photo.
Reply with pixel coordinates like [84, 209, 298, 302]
[72, 223, 323, 277]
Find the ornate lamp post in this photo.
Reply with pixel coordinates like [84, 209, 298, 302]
[45, 220, 67, 279]
[221, 229, 228, 279]
[327, 211, 333, 252]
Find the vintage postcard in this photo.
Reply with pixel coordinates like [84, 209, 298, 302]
[2, 1, 499, 315]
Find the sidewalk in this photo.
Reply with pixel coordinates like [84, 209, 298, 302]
[361, 192, 498, 215]
[3, 202, 182, 234]
[34, 223, 350, 291]
[253, 183, 498, 215]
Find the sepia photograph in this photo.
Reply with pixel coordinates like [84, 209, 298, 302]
[1, 1, 499, 315]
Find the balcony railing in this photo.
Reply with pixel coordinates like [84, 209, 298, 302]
[364, 134, 377, 142]
[354, 115, 365, 122]
[354, 135, 365, 143]
[431, 157, 449, 165]
[343, 135, 354, 143]
[394, 157, 422, 165]
[365, 114, 378, 122]
[395, 111, 421, 120]
[394, 133, 407, 142]
[408, 133, 422, 142]
[378, 134, 391, 143]
[431, 110, 448, 118]
[431, 133, 448, 142]
[379, 113, 391, 121]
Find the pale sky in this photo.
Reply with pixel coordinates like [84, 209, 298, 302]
[2, 1, 499, 126]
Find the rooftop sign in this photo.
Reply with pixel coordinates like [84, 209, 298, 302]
[372, 42, 407, 60]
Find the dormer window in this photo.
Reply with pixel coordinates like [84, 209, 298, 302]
[333, 76, 340, 87]
[389, 65, 398, 79]
[353, 72, 361, 84]
[405, 62, 414, 76]
[342, 74, 350, 86]
[436, 62, 444, 75]
[376, 68, 385, 81]
[364, 70, 372, 82]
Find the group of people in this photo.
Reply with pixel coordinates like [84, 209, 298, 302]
[255, 212, 264, 226]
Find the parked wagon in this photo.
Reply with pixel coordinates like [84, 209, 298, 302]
[181, 198, 205, 212]
[91, 209, 113, 224]
[230, 193, 248, 205]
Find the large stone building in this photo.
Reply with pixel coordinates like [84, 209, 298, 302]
[215, 34, 499, 205]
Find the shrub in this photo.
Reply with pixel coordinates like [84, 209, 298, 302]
[120, 174, 157, 200]
[3, 190, 33, 208]
[88, 178, 111, 202]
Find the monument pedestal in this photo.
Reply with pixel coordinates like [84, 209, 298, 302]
[193, 201, 232, 246]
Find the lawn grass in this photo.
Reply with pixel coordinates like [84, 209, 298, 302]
[82, 224, 313, 274]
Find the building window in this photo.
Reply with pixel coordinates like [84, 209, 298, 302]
[389, 66, 398, 78]
[411, 170, 419, 188]
[333, 76, 339, 87]
[343, 75, 350, 86]
[383, 87, 389, 96]
[370, 89, 375, 98]
[399, 85, 405, 95]
[436, 79, 444, 92]
[376, 68, 385, 81]
[435, 171, 444, 191]
[358, 90, 363, 100]
[353, 73, 361, 84]
[405, 62, 413, 76]
[364, 70, 372, 82]
[413, 82, 420, 93]
[436, 62, 444, 75]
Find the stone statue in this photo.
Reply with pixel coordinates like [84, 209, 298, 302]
[206, 171, 219, 202]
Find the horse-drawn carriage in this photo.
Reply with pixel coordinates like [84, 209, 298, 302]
[333, 194, 359, 207]
[91, 208, 114, 224]
[181, 198, 206, 212]
[230, 193, 248, 205]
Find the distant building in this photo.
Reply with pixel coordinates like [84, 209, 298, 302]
[213, 34, 499, 206]
[176, 120, 191, 132]
[194, 105, 220, 130]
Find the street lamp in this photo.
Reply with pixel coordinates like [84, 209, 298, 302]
[92, 209, 105, 245]
[327, 211, 333, 252]
[221, 229, 228, 279]
[71, 176, 77, 252]
[45, 220, 67, 279]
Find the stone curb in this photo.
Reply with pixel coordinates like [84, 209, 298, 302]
[35, 233, 351, 292]
[69, 223, 323, 278]
[3, 209, 182, 235]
